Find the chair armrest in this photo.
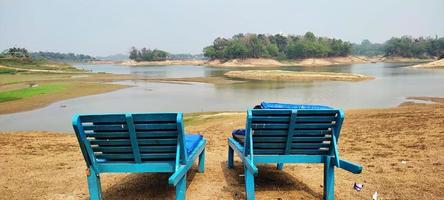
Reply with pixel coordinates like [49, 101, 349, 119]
[244, 158, 258, 175]
[338, 159, 363, 174]
[168, 165, 187, 186]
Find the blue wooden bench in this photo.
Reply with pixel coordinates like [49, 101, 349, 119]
[72, 112, 206, 200]
[227, 109, 362, 200]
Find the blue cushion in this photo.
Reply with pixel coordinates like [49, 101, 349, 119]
[232, 129, 246, 143]
[260, 102, 333, 110]
[185, 134, 203, 154]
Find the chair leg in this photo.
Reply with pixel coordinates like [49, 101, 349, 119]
[244, 165, 255, 200]
[276, 163, 284, 170]
[227, 146, 234, 168]
[175, 174, 187, 200]
[324, 158, 335, 200]
[198, 149, 205, 173]
[86, 168, 102, 200]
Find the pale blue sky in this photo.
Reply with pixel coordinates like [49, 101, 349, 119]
[1, 0, 443, 56]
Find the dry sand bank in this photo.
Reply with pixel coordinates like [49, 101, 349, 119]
[412, 59, 444, 68]
[1, 102, 443, 199]
[205, 56, 374, 67]
[120, 60, 206, 66]
[224, 70, 373, 81]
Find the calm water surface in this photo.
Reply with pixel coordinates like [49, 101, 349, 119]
[1, 63, 443, 132]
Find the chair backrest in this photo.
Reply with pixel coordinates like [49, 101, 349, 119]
[246, 109, 343, 156]
[73, 113, 187, 166]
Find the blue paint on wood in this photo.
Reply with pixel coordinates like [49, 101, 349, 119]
[73, 112, 206, 200]
[227, 108, 363, 199]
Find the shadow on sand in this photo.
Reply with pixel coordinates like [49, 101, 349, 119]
[98, 166, 197, 200]
[221, 161, 323, 199]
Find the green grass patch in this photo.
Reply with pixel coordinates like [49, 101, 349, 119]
[0, 83, 68, 103]
[0, 68, 17, 74]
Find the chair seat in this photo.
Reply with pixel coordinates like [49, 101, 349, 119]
[185, 134, 203, 155]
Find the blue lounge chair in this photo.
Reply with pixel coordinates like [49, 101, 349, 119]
[227, 109, 362, 200]
[72, 112, 206, 200]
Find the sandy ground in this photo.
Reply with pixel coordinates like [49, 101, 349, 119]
[224, 70, 373, 81]
[412, 59, 444, 68]
[0, 101, 443, 200]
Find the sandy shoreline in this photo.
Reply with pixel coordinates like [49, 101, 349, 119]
[90, 56, 434, 68]
[412, 59, 444, 68]
[224, 70, 373, 81]
[0, 101, 443, 199]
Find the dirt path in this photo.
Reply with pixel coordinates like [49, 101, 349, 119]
[0, 103, 443, 199]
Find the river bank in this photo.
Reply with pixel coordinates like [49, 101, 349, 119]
[91, 56, 433, 68]
[224, 70, 373, 81]
[204, 56, 433, 67]
[412, 59, 444, 68]
[0, 100, 443, 199]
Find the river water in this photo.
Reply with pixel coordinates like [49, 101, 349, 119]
[1, 62, 443, 132]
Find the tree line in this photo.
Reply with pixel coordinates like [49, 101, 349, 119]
[353, 36, 444, 58]
[203, 32, 352, 60]
[129, 47, 169, 61]
[31, 51, 96, 61]
[1, 47, 96, 61]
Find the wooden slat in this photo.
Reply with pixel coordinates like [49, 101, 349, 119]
[253, 143, 330, 149]
[86, 132, 129, 138]
[141, 153, 176, 160]
[92, 146, 132, 153]
[83, 124, 127, 132]
[252, 116, 290, 123]
[293, 130, 331, 136]
[95, 153, 133, 160]
[295, 116, 336, 123]
[132, 113, 177, 123]
[134, 124, 177, 131]
[296, 110, 338, 115]
[253, 136, 286, 142]
[90, 138, 177, 146]
[95, 153, 176, 160]
[139, 146, 177, 153]
[292, 136, 331, 142]
[294, 123, 334, 129]
[251, 110, 292, 116]
[137, 131, 178, 138]
[80, 114, 126, 123]
[251, 123, 289, 130]
[253, 130, 288, 136]
[253, 149, 327, 155]
[92, 146, 177, 154]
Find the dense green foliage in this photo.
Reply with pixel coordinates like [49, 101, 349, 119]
[352, 40, 385, 56]
[203, 32, 352, 60]
[0, 68, 17, 74]
[129, 47, 169, 61]
[1, 47, 31, 58]
[169, 54, 205, 60]
[353, 36, 444, 58]
[1, 48, 96, 61]
[0, 47, 80, 71]
[384, 36, 444, 58]
[0, 83, 67, 102]
[31, 51, 96, 61]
